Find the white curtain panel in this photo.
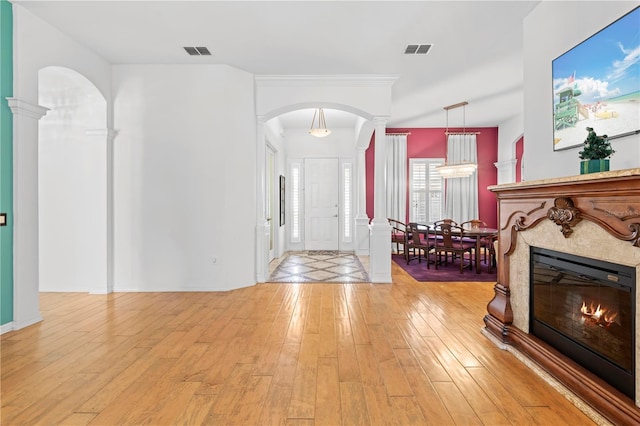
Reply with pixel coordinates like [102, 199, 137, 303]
[444, 134, 479, 223]
[385, 134, 407, 222]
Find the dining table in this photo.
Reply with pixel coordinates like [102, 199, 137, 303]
[415, 223, 498, 274]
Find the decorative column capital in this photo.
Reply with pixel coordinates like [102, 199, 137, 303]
[373, 116, 388, 127]
[6, 98, 49, 120]
[494, 159, 517, 169]
[85, 128, 118, 142]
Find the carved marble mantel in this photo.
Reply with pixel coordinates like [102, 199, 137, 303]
[486, 168, 640, 426]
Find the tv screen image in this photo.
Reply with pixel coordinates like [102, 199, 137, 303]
[552, 7, 639, 151]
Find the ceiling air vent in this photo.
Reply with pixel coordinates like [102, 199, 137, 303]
[404, 44, 432, 55]
[183, 46, 212, 56]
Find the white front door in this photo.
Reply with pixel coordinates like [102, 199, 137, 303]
[304, 158, 339, 250]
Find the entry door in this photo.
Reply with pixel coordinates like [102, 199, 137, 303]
[304, 158, 339, 250]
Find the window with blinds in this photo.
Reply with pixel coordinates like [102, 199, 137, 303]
[342, 162, 352, 241]
[409, 158, 445, 224]
[290, 163, 301, 243]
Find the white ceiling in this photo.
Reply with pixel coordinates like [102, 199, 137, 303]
[14, 0, 541, 129]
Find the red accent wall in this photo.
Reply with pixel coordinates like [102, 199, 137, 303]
[366, 127, 499, 229]
[515, 136, 524, 182]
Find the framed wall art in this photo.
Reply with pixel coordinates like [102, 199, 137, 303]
[279, 175, 285, 227]
[552, 6, 639, 151]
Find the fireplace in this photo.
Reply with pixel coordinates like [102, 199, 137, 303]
[485, 169, 640, 425]
[530, 247, 636, 399]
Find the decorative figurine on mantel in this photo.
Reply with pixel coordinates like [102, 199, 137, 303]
[578, 127, 615, 174]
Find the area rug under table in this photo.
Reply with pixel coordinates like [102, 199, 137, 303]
[392, 254, 497, 282]
[269, 251, 370, 283]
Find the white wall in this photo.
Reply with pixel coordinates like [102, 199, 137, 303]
[496, 114, 524, 184]
[497, 114, 523, 165]
[523, 2, 639, 181]
[112, 64, 256, 291]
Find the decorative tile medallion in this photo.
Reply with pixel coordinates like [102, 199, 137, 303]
[268, 251, 370, 283]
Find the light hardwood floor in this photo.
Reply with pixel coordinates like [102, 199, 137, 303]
[1, 262, 598, 425]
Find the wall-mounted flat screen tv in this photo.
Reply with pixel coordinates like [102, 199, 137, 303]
[552, 7, 639, 151]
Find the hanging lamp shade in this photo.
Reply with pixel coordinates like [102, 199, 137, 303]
[309, 108, 331, 137]
[435, 101, 478, 178]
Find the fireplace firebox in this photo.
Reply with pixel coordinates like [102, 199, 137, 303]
[530, 247, 636, 399]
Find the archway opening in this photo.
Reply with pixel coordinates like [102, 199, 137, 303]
[38, 66, 108, 292]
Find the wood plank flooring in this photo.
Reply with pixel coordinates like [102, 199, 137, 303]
[1, 262, 599, 425]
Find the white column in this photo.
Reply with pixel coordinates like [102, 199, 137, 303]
[369, 117, 392, 283]
[494, 159, 517, 185]
[255, 116, 269, 283]
[7, 98, 48, 330]
[354, 146, 370, 255]
[85, 128, 118, 294]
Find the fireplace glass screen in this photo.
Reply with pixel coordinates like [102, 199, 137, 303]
[530, 247, 635, 398]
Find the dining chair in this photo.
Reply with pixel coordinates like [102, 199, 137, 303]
[460, 219, 487, 229]
[461, 219, 492, 264]
[433, 218, 462, 261]
[388, 218, 410, 255]
[432, 223, 475, 273]
[406, 222, 433, 266]
[433, 218, 459, 227]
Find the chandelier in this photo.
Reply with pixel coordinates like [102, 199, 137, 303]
[435, 162, 477, 178]
[435, 101, 478, 178]
[308, 108, 331, 137]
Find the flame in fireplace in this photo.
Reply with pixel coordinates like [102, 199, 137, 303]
[580, 301, 618, 326]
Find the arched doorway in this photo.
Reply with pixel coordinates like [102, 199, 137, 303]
[38, 66, 109, 292]
[254, 75, 397, 283]
[260, 104, 373, 282]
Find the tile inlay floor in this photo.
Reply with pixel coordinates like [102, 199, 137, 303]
[268, 251, 370, 283]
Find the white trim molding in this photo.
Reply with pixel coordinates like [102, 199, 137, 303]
[1, 322, 15, 335]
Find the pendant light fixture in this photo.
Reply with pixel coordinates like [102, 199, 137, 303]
[308, 108, 331, 137]
[435, 101, 478, 178]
